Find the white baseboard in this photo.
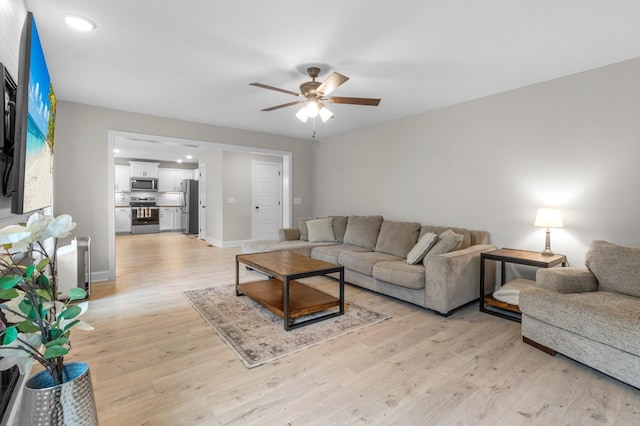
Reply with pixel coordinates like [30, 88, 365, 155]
[90, 270, 110, 282]
[203, 237, 249, 248]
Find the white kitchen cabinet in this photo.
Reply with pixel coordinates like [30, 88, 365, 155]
[159, 207, 175, 231]
[173, 207, 182, 230]
[158, 169, 193, 192]
[114, 165, 130, 192]
[129, 161, 159, 178]
[115, 207, 132, 233]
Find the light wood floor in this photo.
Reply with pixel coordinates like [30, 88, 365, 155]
[69, 232, 640, 425]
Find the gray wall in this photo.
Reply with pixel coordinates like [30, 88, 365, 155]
[314, 57, 640, 266]
[223, 151, 283, 242]
[54, 101, 313, 277]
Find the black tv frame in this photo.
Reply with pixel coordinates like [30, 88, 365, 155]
[11, 11, 56, 215]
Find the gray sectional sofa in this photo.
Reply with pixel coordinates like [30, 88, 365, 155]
[242, 215, 496, 315]
[519, 240, 640, 388]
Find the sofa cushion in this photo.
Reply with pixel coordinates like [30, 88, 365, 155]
[331, 216, 349, 243]
[306, 217, 337, 242]
[373, 261, 426, 290]
[298, 217, 314, 241]
[343, 215, 384, 250]
[311, 244, 370, 265]
[339, 251, 403, 276]
[520, 288, 640, 355]
[422, 229, 464, 264]
[420, 226, 471, 250]
[406, 232, 437, 265]
[585, 240, 640, 298]
[375, 221, 421, 258]
[242, 239, 338, 257]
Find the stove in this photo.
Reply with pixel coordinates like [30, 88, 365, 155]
[130, 196, 160, 234]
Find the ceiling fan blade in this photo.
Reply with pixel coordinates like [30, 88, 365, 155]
[261, 100, 304, 111]
[250, 82, 301, 97]
[326, 96, 381, 106]
[316, 72, 349, 96]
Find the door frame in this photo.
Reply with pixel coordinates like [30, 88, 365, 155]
[107, 130, 292, 280]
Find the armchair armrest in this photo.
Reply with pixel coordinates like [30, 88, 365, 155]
[424, 244, 497, 314]
[279, 228, 300, 241]
[536, 267, 598, 293]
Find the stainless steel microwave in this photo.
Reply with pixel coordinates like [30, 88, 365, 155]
[130, 178, 158, 192]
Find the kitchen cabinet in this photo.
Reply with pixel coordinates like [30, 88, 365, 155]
[114, 165, 130, 191]
[129, 161, 159, 178]
[158, 168, 193, 192]
[159, 207, 175, 231]
[173, 207, 183, 230]
[115, 207, 132, 233]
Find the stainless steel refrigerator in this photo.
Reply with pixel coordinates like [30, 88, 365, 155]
[181, 179, 199, 234]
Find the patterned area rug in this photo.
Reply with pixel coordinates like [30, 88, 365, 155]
[184, 284, 391, 368]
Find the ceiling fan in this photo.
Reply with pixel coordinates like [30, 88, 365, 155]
[250, 67, 381, 124]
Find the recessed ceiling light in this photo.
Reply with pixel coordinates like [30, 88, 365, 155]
[186, 155, 193, 160]
[64, 14, 96, 31]
[113, 148, 120, 153]
[177, 159, 183, 163]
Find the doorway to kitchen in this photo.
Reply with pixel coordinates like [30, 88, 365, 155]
[107, 130, 293, 281]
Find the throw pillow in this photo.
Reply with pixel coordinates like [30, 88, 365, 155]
[306, 217, 337, 243]
[406, 232, 438, 265]
[492, 278, 536, 306]
[422, 229, 464, 264]
[298, 217, 313, 241]
[343, 215, 384, 250]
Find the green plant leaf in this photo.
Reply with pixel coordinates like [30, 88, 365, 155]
[36, 257, 50, 271]
[19, 299, 36, 318]
[36, 274, 50, 289]
[25, 264, 35, 279]
[44, 337, 69, 347]
[0, 288, 19, 299]
[63, 319, 79, 331]
[59, 305, 81, 320]
[35, 289, 52, 301]
[0, 275, 22, 290]
[43, 345, 68, 359]
[67, 288, 87, 301]
[17, 321, 40, 333]
[2, 326, 18, 345]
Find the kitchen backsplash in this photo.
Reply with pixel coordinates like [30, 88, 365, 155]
[115, 191, 184, 206]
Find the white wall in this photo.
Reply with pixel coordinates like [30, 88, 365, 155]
[314, 57, 640, 267]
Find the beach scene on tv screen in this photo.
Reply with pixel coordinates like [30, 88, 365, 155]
[24, 17, 55, 213]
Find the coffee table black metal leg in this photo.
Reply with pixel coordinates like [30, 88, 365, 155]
[339, 268, 345, 314]
[235, 257, 241, 296]
[283, 276, 290, 331]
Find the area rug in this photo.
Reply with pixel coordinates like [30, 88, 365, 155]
[184, 284, 391, 368]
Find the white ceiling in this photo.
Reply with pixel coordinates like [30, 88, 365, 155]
[23, 0, 640, 159]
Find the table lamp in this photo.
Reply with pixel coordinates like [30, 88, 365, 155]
[534, 208, 563, 255]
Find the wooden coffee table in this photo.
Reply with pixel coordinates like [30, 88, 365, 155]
[235, 251, 345, 331]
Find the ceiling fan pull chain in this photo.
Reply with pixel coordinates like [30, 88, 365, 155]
[312, 117, 317, 138]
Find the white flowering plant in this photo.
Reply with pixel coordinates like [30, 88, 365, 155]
[0, 213, 92, 386]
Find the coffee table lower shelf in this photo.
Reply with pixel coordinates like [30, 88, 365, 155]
[238, 279, 341, 327]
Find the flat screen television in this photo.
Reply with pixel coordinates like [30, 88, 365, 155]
[11, 11, 56, 215]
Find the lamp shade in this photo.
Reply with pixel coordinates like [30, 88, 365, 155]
[534, 208, 563, 228]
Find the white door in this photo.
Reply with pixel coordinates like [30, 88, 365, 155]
[252, 162, 282, 240]
[198, 164, 207, 240]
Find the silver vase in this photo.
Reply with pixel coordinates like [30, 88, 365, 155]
[19, 362, 98, 426]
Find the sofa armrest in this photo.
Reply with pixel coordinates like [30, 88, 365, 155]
[536, 267, 598, 293]
[424, 244, 497, 314]
[279, 228, 301, 241]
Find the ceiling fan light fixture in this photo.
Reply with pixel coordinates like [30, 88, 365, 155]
[306, 101, 319, 118]
[319, 104, 333, 122]
[296, 106, 309, 122]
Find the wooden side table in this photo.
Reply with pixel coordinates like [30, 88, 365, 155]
[480, 248, 567, 322]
